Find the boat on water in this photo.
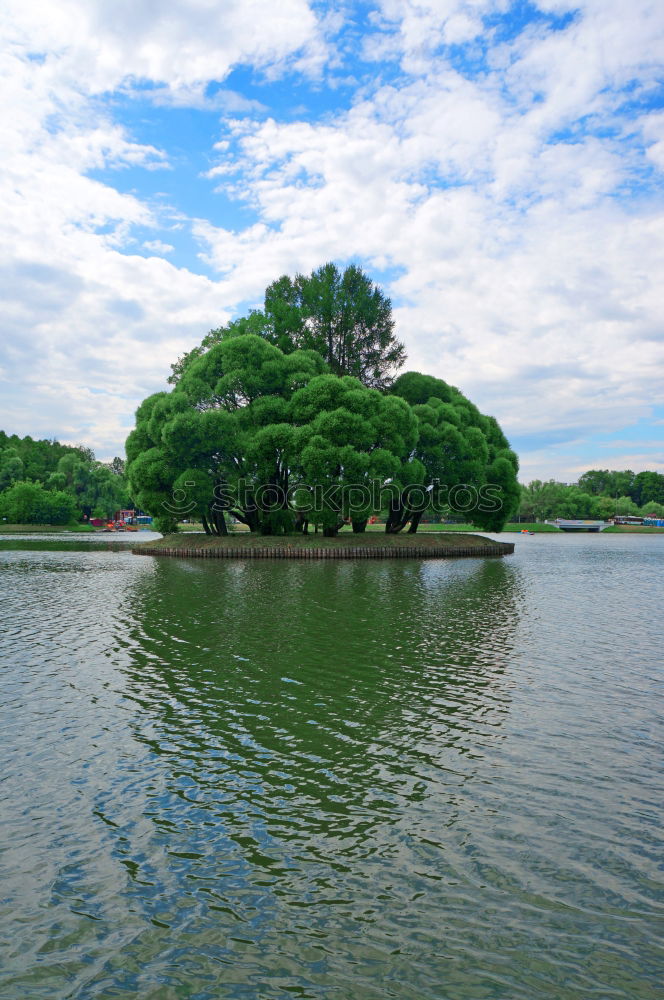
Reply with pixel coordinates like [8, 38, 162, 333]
[552, 519, 609, 533]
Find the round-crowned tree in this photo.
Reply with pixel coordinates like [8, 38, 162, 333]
[389, 372, 520, 532]
[127, 334, 327, 534]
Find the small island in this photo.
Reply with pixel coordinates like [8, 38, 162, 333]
[134, 531, 514, 559]
[125, 264, 521, 547]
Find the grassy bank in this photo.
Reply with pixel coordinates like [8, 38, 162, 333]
[0, 523, 95, 533]
[393, 522, 560, 533]
[136, 531, 513, 557]
[603, 524, 664, 533]
[407, 522, 664, 533]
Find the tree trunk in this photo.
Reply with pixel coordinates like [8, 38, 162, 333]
[294, 512, 309, 534]
[386, 487, 422, 533]
[244, 508, 260, 533]
[385, 495, 406, 532]
[408, 511, 423, 534]
[206, 505, 228, 536]
[352, 518, 368, 533]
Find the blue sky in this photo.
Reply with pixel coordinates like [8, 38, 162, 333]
[1, 0, 663, 481]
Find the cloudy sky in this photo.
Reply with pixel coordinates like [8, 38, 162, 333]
[1, 0, 662, 482]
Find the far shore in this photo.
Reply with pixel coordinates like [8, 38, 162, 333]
[2, 521, 662, 536]
[174, 521, 664, 535]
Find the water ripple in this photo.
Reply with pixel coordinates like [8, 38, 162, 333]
[1, 535, 662, 998]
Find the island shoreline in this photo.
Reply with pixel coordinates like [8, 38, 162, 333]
[132, 532, 514, 560]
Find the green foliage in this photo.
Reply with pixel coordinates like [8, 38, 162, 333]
[263, 263, 406, 389]
[555, 487, 598, 519]
[631, 470, 664, 506]
[129, 335, 330, 535]
[168, 262, 406, 391]
[128, 336, 422, 536]
[519, 480, 561, 521]
[129, 270, 518, 537]
[519, 474, 664, 521]
[593, 495, 617, 520]
[0, 432, 130, 522]
[519, 481, 601, 520]
[0, 432, 92, 484]
[292, 374, 418, 532]
[613, 495, 640, 516]
[0, 481, 78, 524]
[0, 449, 24, 490]
[390, 372, 519, 532]
[641, 500, 664, 518]
[55, 452, 128, 517]
[168, 313, 270, 385]
[577, 469, 628, 496]
[577, 468, 664, 506]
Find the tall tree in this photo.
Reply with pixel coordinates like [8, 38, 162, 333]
[263, 263, 406, 389]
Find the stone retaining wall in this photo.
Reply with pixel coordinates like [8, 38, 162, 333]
[133, 542, 514, 560]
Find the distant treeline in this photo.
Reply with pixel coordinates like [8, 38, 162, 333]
[519, 469, 664, 522]
[0, 431, 129, 524]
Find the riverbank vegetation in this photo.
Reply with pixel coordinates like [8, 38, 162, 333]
[127, 263, 520, 536]
[0, 522, 96, 534]
[517, 471, 664, 522]
[0, 432, 130, 525]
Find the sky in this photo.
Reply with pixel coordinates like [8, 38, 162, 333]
[1, 0, 663, 483]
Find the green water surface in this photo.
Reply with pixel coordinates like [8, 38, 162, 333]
[1, 533, 662, 999]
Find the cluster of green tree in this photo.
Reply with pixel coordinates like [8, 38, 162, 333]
[519, 473, 664, 522]
[0, 433, 129, 524]
[127, 263, 520, 535]
[0, 480, 79, 525]
[0, 430, 86, 485]
[577, 469, 664, 507]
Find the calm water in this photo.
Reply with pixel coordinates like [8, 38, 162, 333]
[1, 532, 662, 999]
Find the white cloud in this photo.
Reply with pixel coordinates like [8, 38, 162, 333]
[518, 448, 664, 485]
[193, 1, 664, 480]
[142, 240, 174, 255]
[0, 0, 662, 480]
[1, 0, 328, 97]
[0, 0, 333, 455]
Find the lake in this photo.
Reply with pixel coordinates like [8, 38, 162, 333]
[1, 532, 662, 999]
